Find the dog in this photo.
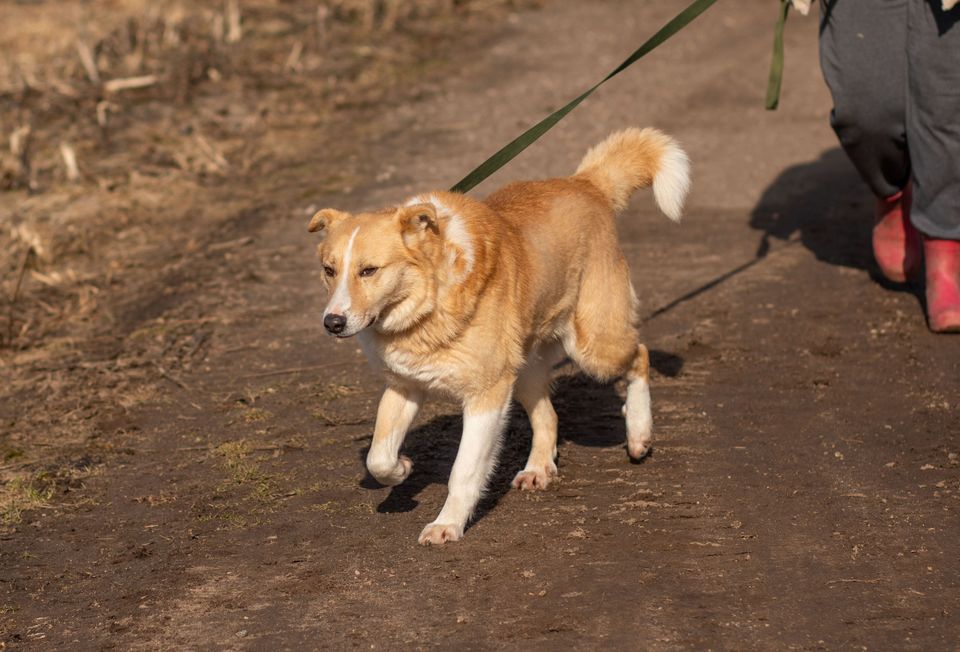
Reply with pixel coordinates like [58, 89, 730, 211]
[309, 128, 690, 545]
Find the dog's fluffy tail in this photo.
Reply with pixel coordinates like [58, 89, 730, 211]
[575, 127, 690, 222]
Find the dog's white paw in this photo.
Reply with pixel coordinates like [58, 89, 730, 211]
[393, 454, 413, 482]
[418, 522, 463, 546]
[368, 454, 413, 486]
[511, 462, 558, 491]
[624, 381, 652, 461]
[627, 439, 651, 461]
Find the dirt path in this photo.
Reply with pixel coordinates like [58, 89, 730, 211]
[3, 1, 959, 649]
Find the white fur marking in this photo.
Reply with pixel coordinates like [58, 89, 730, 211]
[366, 388, 422, 486]
[404, 194, 475, 279]
[625, 377, 652, 457]
[327, 227, 359, 314]
[653, 141, 690, 223]
[443, 212, 475, 277]
[428, 405, 508, 534]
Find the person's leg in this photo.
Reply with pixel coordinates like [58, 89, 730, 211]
[906, 1, 960, 331]
[905, 2, 960, 241]
[820, 0, 910, 197]
[820, 0, 921, 282]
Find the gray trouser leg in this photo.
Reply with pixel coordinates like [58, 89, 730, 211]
[820, 0, 960, 239]
[819, 0, 910, 200]
[906, 2, 960, 239]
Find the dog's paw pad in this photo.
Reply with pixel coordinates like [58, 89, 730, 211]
[512, 466, 556, 491]
[418, 523, 462, 546]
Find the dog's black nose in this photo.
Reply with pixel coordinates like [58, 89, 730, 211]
[324, 313, 346, 334]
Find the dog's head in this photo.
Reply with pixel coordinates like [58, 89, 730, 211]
[309, 202, 447, 338]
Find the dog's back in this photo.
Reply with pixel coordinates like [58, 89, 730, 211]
[481, 128, 690, 337]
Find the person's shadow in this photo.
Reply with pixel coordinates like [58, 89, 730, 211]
[643, 147, 923, 326]
[360, 350, 683, 527]
[749, 147, 923, 300]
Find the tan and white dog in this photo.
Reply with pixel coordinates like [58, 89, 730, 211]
[309, 128, 689, 545]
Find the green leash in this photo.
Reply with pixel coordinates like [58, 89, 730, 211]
[449, 0, 719, 194]
[765, 0, 791, 110]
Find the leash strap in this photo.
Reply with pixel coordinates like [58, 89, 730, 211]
[450, 0, 719, 194]
[764, 0, 791, 110]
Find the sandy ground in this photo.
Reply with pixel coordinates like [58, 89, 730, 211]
[2, 0, 959, 649]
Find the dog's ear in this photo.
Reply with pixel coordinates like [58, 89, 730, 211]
[397, 203, 439, 246]
[308, 208, 350, 235]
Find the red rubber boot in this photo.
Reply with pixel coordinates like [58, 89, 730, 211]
[873, 185, 921, 283]
[923, 237, 960, 333]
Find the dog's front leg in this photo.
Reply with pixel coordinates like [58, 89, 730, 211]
[366, 384, 423, 486]
[418, 382, 513, 545]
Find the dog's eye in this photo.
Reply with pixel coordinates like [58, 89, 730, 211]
[359, 267, 379, 278]
[323, 265, 335, 277]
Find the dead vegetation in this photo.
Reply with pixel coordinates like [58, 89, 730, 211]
[216, 439, 277, 494]
[0, 473, 55, 525]
[1, 0, 534, 521]
[1, 0, 534, 347]
[1, 0, 535, 193]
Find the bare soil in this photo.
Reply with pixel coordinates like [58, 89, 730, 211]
[2, 1, 959, 649]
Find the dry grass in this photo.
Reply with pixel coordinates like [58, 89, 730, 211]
[0, 0, 534, 194]
[1, 473, 56, 525]
[315, 382, 360, 402]
[0, 0, 536, 527]
[215, 440, 277, 502]
[241, 407, 272, 423]
[1, 0, 532, 356]
[311, 408, 371, 426]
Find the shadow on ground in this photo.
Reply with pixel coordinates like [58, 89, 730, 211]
[643, 149, 925, 325]
[750, 147, 873, 268]
[750, 147, 923, 303]
[360, 349, 684, 525]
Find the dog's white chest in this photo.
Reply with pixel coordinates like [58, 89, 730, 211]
[359, 332, 457, 390]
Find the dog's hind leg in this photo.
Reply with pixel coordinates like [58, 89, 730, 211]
[418, 379, 514, 545]
[566, 329, 652, 461]
[366, 384, 423, 486]
[623, 343, 652, 460]
[512, 342, 563, 491]
[563, 256, 652, 461]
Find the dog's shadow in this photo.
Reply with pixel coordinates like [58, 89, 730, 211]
[359, 350, 683, 524]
